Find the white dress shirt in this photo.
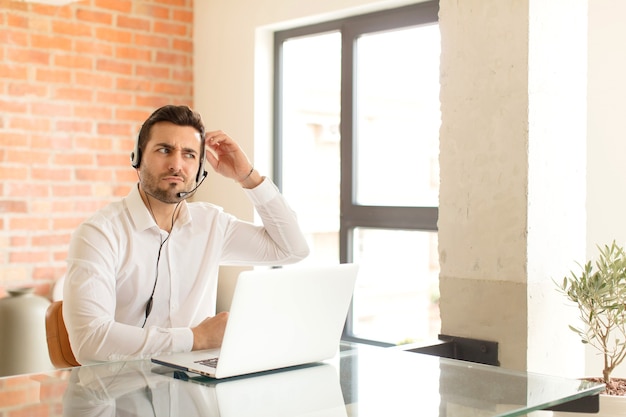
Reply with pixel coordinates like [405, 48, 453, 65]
[64, 178, 309, 364]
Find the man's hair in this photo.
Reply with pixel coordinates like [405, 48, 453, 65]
[137, 105, 206, 157]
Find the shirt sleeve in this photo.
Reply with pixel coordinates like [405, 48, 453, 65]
[221, 177, 310, 265]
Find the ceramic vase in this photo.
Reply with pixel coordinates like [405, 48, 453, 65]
[0, 287, 53, 376]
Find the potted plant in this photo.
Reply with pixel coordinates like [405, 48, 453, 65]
[556, 241, 626, 415]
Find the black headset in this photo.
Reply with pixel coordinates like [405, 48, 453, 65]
[130, 133, 207, 183]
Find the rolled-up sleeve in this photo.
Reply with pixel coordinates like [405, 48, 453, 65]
[222, 178, 310, 264]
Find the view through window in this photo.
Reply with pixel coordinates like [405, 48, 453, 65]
[276, 3, 440, 346]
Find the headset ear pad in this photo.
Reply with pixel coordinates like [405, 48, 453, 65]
[130, 136, 141, 169]
[196, 139, 207, 183]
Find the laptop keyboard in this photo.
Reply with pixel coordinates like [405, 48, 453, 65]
[195, 357, 219, 368]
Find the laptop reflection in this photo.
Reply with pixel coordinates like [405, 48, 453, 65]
[62, 360, 346, 417]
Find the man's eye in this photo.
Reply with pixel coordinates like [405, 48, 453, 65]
[158, 148, 170, 154]
[184, 153, 196, 159]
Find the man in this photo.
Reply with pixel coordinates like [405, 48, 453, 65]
[64, 105, 309, 364]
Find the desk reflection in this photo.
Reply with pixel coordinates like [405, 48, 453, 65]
[62, 360, 346, 417]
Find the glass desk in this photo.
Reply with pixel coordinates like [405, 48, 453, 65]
[0, 343, 604, 417]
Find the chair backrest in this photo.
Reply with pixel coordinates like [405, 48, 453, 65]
[45, 300, 80, 368]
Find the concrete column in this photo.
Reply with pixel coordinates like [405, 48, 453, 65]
[438, 0, 587, 375]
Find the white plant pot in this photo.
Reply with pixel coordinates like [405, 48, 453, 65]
[552, 394, 626, 417]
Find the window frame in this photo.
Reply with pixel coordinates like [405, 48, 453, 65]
[273, 1, 440, 346]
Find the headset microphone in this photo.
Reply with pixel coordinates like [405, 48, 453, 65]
[177, 170, 208, 198]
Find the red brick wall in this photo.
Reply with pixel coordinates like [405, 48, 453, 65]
[0, 371, 69, 416]
[0, 0, 194, 299]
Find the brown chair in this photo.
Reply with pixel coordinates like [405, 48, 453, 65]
[45, 300, 80, 368]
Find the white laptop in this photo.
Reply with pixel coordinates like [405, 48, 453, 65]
[151, 263, 358, 379]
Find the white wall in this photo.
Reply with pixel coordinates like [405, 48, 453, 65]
[586, 0, 626, 378]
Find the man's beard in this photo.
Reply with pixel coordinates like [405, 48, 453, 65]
[139, 169, 187, 204]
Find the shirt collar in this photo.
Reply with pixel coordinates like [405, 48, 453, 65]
[125, 184, 192, 232]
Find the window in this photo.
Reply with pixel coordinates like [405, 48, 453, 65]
[274, 2, 440, 346]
